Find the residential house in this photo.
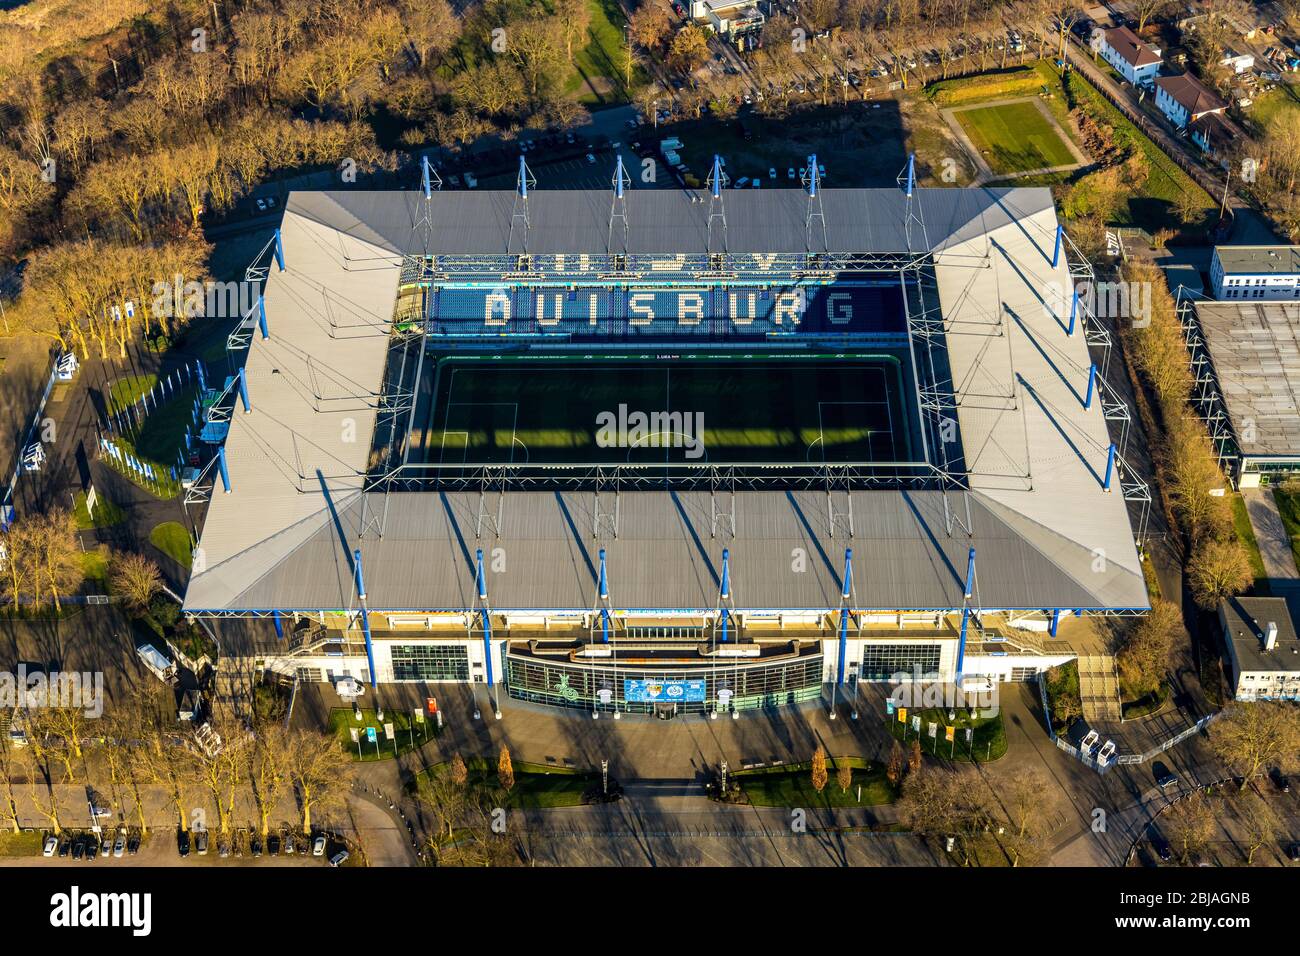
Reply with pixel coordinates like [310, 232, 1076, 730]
[1155, 72, 1228, 129]
[1100, 26, 1163, 87]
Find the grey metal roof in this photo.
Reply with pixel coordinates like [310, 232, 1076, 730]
[283, 187, 1056, 257]
[1194, 301, 1300, 457]
[183, 185, 1147, 616]
[186, 489, 1146, 613]
[1213, 245, 1300, 276]
[1221, 596, 1300, 673]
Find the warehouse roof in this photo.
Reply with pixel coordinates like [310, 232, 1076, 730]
[1192, 301, 1300, 456]
[184, 186, 1147, 615]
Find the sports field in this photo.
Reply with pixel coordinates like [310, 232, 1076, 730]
[412, 354, 918, 467]
[954, 100, 1077, 175]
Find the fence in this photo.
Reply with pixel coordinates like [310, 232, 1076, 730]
[1036, 675, 1217, 774]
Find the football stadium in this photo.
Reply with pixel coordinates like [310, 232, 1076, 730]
[182, 159, 1152, 717]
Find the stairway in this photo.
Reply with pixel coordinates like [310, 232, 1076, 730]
[1077, 654, 1122, 722]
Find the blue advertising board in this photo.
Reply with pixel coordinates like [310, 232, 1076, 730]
[624, 678, 707, 703]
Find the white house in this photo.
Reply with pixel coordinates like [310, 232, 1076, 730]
[1220, 598, 1300, 701]
[1210, 245, 1300, 299]
[1100, 26, 1162, 86]
[1155, 72, 1227, 129]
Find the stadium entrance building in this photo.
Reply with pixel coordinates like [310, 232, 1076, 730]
[183, 168, 1150, 716]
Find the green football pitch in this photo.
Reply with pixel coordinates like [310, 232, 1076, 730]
[413, 354, 917, 466]
[954, 100, 1077, 176]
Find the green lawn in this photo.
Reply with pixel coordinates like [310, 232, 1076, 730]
[1230, 493, 1271, 591]
[926, 67, 1044, 106]
[888, 706, 1008, 761]
[329, 707, 441, 761]
[736, 756, 897, 808]
[80, 546, 110, 590]
[107, 373, 159, 413]
[73, 489, 126, 530]
[955, 99, 1077, 175]
[564, 0, 640, 105]
[149, 521, 193, 568]
[414, 757, 596, 809]
[1272, 483, 1300, 575]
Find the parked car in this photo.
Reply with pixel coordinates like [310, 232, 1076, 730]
[1271, 768, 1290, 793]
[768, 167, 776, 179]
[329, 850, 349, 867]
[266, 835, 280, 856]
[100, 836, 111, 858]
[1288, 843, 1300, 862]
[72, 839, 86, 861]
[283, 832, 296, 855]
[58, 838, 71, 858]
[1152, 836, 1173, 863]
[312, 835, 327, 857]
[585, 153, 596, 164]
[195, 829, 209, 855]
[43, 836, 57, 857]
[127, 834, 140, 856]
[177, 829, 190, 858]
[112, 832, 125, 857]
[251, 835, 262, 857]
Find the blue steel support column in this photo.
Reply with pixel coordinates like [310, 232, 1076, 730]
[237, 368, 251, 414]
[217, 445, 231, 494]
[1084, 363, 1097, 410]
[257, 297, 269, 340]
[1068, 288, 1078, 337]
[353, 548, 377, 688]
[272, 609, 283, 639]
[421, 156, 433, 199]
[711, 155, 724, 198]
[1103, 443, 1117, 491]
[956, 546, 976, 684]
[1052, 223, 1063, 268]
[1049, 608, 1061, 637]
[476, 548, 494, 687]
[956, 607, 970, 683]
[904, 152, 915, 198]
[719, 547, 731, 643]
[598, 548, 610, 643]
[273, 228, 285, 272]
[836, 547, 852, 686]
[614, 156, 625, 198]
[517, 156, 528, 198]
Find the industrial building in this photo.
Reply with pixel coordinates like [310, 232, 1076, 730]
[1177, 295, 1300, 485]
[180, 163, 1150, 717]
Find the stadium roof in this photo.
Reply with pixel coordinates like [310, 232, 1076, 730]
[1192, 301, 1300, 457]
[184, 186, 1148, 615]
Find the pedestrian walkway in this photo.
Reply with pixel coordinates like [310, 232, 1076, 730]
[1243, 488, 1300, 581]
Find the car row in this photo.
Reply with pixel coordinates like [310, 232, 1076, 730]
[43, 829, 139, 860]
[176, 826, 347, 863]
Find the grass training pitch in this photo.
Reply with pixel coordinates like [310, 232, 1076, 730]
[955, 99, 1077, 175]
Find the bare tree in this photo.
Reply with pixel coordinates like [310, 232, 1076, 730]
[1162, 790, 1216, 865]
[285, 729, 353, 835]
[1209, 702, 1300, 789]
[109, 552, 163, 613]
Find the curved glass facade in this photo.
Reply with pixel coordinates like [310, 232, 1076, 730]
[504, 651, 824, 715]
